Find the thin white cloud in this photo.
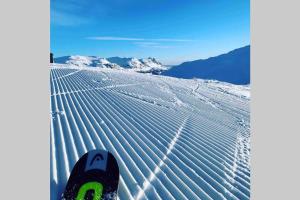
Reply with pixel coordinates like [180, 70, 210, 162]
[134, 42, 172, 49]
[152, 38, 195, 42]
[87, 36, 144, 41]
[134, 42, 160, 45]
[86, 36, 195, 42]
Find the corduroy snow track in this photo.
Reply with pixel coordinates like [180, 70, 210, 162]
[50, 64, 250, 200]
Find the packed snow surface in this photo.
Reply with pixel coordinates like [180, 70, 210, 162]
[50, 64, 250, 200]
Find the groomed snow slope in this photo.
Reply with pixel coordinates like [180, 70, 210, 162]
[50, 64, 250, 200]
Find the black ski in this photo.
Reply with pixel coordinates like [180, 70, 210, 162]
[62, 150, 119, 200]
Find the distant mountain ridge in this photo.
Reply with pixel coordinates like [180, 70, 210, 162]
[54, 55, 167, 74]
[162, 46, 250, 84]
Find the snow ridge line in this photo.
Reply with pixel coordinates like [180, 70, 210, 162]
[51, 83, 140, 97]
[61, 69, 150, 199]
[52, 69, 82, 81]
[58, 69, 136, 199]
[96, 87, 225, 199]
[74, 70, 246, 199]
[224, 119, 250, 183]
[135, 117, 189, 200]
[92, 89, 209, 199]
[50, 67, 250, 200]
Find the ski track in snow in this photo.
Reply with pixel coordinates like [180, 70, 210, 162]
[50, 64, 250, 200]
[135, 117, 188, 200]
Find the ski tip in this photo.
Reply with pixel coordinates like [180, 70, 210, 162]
[62, 149, 120, 200]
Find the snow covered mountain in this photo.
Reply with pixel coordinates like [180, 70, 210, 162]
[54, 55, 166, 73]
[50, 63, 250, 200]
[107, 57, 144, 69]
[107, 57, 166, 73]
[162, 46, 250, 85]
[54, 56, 121, 69]
[97, 58, 122, 69]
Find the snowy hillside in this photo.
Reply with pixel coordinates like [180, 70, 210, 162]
[107, 57, 166, 73]
[50, 63, 250, 200]
[54, 56, 167, 73]
[163, 46, 250, 85]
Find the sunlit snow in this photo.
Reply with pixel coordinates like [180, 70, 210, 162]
[50, 64, 250, 200]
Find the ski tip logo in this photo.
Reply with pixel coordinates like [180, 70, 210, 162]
[85, 150, 108, 172]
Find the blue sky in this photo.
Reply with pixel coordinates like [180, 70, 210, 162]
[51, 0, 250, 65]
